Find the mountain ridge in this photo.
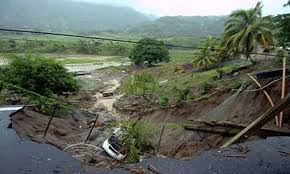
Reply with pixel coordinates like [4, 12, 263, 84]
[0, 0, 151, 33]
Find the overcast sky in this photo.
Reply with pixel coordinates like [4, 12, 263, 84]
[72, 0, 289, 16]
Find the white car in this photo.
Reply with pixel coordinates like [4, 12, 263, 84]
[102, 128, 126, 161]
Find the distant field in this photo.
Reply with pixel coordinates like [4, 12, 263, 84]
[54, 55, 130, 64]
[0, 34, 80, 43]
[169, 49, 195, 63]
[0, 32, 141, 43]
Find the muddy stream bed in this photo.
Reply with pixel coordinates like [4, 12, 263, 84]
[10, 65, 129, 170]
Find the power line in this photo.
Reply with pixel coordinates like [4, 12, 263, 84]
[0, 79, 72, 107]
[0, 37, 80, 46]
[0, 28, 282, 58]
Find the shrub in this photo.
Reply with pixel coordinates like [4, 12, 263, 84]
[228, 78, 250, 94]
[120, 120, 155, 163]
[216, 68, 224, 79]
[158, 96, 169, 107]
[76, 40, 101, 54]
[2, 54, 79, 97]
[106, 42, 130, 56]
[175, 87, 190, 105]
[274, 48, 289, 65]
[125, 145, 139, 164]
[129, 38, 169, 65]
[201, 82, 213, 95]
[122, 71, 158, 97]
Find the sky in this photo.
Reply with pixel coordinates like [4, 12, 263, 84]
[72, 0, 289, 16]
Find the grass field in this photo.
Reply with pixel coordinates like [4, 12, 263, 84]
[169, 49, 195, 63]
[53, 55, 130, 64]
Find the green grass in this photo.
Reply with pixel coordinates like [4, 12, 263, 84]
[0, 34, 80, 43]
[157, 66, 234, 95]
[121, 54, 246, 104]
[55, 56, 130, 64]
[169, 50, 195, 63]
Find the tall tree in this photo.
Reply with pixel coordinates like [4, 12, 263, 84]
[222, 2, 275, 64]
[275, 14, 290, 47]
[129, 38, 169, 66]
[275, 1, 290, 47]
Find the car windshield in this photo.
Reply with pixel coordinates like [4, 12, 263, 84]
[108, 136, 122, 151]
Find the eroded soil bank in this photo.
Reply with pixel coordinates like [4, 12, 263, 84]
[11, 66, 129, 169]
[114, 78, 290, 159]
[11, 107, 121, 169]
[12, 79, 290, 169]
[9, 61, 290, 170]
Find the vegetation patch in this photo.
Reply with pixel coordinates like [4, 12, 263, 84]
[0, 54, 79, 115]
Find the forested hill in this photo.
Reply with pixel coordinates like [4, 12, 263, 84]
[126, 16, 228, 37]
[0, 0, 151, 33]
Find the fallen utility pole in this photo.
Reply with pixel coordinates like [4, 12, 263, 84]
[183, 120, 290, 136]
[84, 114, 99, 144]
[44, 104, 59, 138]
[156, 125, 165, 155]
[248, 74, 279, 126]
[221, 94, 290, 148]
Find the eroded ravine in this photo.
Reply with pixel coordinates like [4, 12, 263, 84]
[94, 79, 124, 118]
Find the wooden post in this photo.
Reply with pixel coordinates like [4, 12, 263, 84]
[221, 94, 290, 148]
[156, 125, 165, 155]
[279, 54, 287, 127]
[248, 74, 279, 126]
[43, 104, 58, 138]
[84, 114, 99, 144]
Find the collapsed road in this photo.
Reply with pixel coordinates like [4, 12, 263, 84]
[0, 106, 85, 174]
[1, 106, 290, 174]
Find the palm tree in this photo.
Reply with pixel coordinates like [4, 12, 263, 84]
[222, 2, 275, 64]
[193, 35, 219, 69]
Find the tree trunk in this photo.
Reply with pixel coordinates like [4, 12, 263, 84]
[246, 37, 256, 65]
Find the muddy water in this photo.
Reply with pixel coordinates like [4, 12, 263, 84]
[94, 79, 124, 117]
[0, 107, 85, 174]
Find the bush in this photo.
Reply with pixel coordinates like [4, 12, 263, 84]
[106, 42, 130, 56]
[216, 68, 224, 79]
[274, 48, 289, 65]
[175, 87, 190, 105]
[122, 71, 158, 97]
[125, 145, 140, 164]
[158, 96, 169, 107]
[129, 38, 170, 65]
[76, 40, 101, 54]
[228, 78, 250, 94]
[120, 120, 155, 163]
[201, 82, 214, 95]
[2, 54, 79, 97]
